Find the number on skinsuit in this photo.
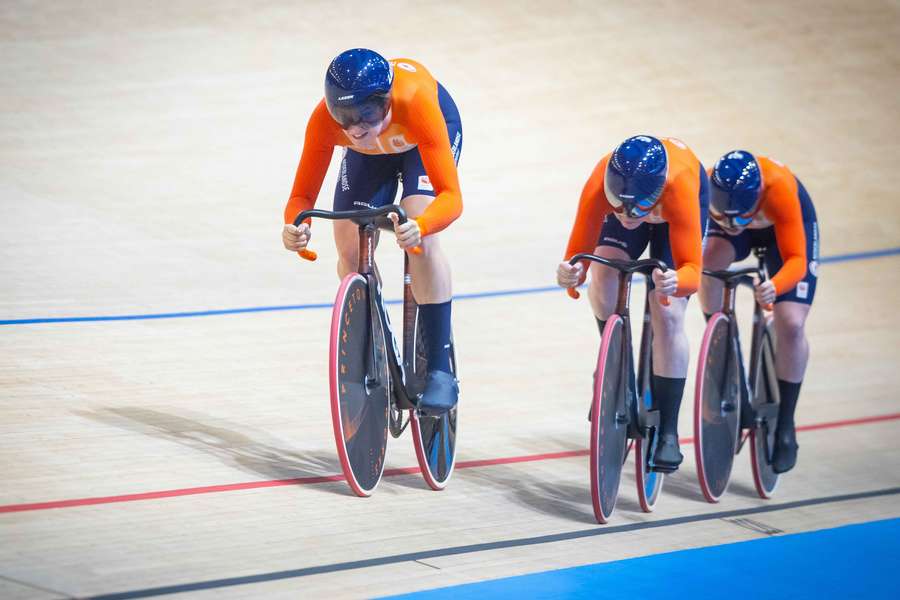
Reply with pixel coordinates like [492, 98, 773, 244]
[392, 61, 417, 73]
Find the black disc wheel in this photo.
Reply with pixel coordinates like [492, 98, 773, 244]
[751, 319, 781, 498]
[694, 313, 742, 503]
[590, 316, 629, 524]
[328, 274, 390, 497]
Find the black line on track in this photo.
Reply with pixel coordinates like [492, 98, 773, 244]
[84, 486, 900, 600]
[91, 487, 900, 600]
[0, 573, 75, 599]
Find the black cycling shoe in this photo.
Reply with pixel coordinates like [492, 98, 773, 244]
[772, 426, 799, 474]
[417, 370, 459, 417]
[652, 433, 684, 472]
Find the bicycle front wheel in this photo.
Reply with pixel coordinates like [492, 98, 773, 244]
[329, 274, 390, 497]
[590, 316, 629, 524]
[694, 312, 741, 503]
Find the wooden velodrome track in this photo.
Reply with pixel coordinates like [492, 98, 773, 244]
[2, 1, 899, 598]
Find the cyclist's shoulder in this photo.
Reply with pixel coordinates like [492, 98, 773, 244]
[662, 137, 701, 170]
[757, 155, 795, 183]
[389, 58, 438, 99]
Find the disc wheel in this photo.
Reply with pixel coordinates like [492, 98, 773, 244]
[409, 308, 458, 490]
[694, 313, 742, 503]
[328, 274, 390, 497]
[590, 316, 629, 524]
[751, 319, 781, 498]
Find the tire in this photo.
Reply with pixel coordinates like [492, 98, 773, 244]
[328, 274, 390, 497]
[694, 313, 742, 503]
[590, 316, 629, 524]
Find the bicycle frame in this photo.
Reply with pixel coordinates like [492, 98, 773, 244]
[295, 206, 421, 410]
[706, 247, 775, 438]
[568, 253, 665, 438]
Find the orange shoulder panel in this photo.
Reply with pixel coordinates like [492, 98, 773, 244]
[659, 139, 704, 296]
[758, 156, 807, 294]
[391, 59, 462, 236]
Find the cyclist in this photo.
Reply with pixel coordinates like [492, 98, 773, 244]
[700, 150, 818, 473]
[281, 49, 462, 415]
[557, 135, 709, 472]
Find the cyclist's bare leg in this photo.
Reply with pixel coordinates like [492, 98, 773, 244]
[648, 287, 690, 470]
[587, 245, 629, 321]
[699, 237, 736, 316]
[399, 194, 452, 304]
[773, 301, 810, 382]
[648, 294, 689, 377]
[771, 299, 810, 472]
[399, 194, 456, 414]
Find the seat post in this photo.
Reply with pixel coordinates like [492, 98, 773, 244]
[615, 271, 632, 317]
[357, 223, 376, 275]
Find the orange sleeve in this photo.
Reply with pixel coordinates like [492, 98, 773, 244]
[408, 90, 462, 236]
[283, 101, 339, 225]
[564, 157, 613, 276]
[764, 177, 807, 294]
[660, 171, 704, 296]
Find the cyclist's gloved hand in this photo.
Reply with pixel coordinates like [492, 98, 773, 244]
[388, 212, 421, 250]
[755, 280, 776, 307]
[283, 223, 311, 252]
[651, 267, 678, 297]
[557, 261, 584, 292]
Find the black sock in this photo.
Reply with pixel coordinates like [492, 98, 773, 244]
[419, 301, 452, 374]
[652, 375, 686, 438]
[595, 317, 606, 336]
[777, 379, 802, 432]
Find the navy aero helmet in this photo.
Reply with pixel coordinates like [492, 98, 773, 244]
[324, 48, 393, 129]
[710, 150, 763, 231]
[604, 135, 668, 218]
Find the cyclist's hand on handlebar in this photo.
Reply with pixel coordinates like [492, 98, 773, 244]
[755, 280, 776, 308]
[557, 261, 584, 290]
[387, 212, 421, 250]
[283, 223, 310, 252]
[652, 267, 678, 298]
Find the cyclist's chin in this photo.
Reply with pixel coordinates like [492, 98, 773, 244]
[615, 214, 644, 230]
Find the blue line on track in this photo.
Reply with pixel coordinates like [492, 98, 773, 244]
[2, 246, 898, 326]
[385, 518, 900, 600]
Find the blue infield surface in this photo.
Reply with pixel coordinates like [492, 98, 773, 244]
[386, 518, 900, 599]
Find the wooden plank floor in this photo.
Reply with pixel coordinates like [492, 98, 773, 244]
[2, 1, 899, 598]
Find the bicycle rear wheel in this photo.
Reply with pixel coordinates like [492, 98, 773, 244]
[329, 274, 390, 497]
[635, 387, 664, 512]
[750, 318, 781, 498]
[590, 316, 629, 524]
[635, 328, 663, 513]
[409, 308, 458, 491]
[694, 313, 742, 503]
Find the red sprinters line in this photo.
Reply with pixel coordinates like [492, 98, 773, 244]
[1, 412, 898, 515]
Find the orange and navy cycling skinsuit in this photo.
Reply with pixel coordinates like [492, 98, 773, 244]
[283, 58, 462, 237]
[564, 138, 710, 297]
[709, 157, 819, 305]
